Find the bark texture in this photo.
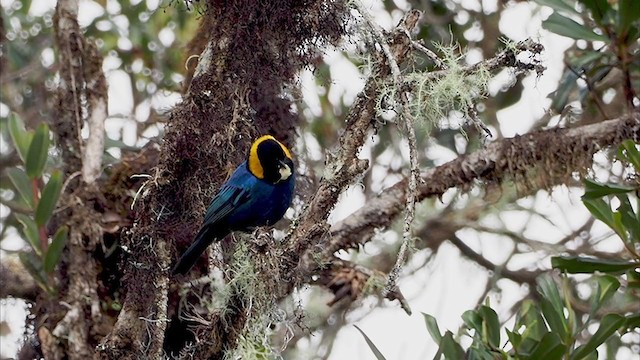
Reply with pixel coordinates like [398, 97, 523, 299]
[5, 1, 638, 359]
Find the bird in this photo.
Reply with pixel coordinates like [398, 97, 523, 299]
[172, 135, 295, 275]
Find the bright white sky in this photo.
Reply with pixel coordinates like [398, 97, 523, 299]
[1, 0, 636, 359]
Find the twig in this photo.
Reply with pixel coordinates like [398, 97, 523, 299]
[353, 0, 422, 302]
[412, 39, 448, 69]
[448, 234, 538, 285]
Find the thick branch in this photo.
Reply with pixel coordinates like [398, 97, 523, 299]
[325, 113, 640, 255]
[283, 10, 422, 287]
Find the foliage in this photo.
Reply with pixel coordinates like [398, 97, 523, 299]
[3, 113, 67, 294]
[357, 140, 639, 359]
[536, 0, 640, 113]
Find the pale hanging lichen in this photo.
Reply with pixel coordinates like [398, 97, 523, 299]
[376, 42, 492, 134]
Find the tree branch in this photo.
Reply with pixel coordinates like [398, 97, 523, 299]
[283, 9, 422, 289]
[324, 113, 639, 255]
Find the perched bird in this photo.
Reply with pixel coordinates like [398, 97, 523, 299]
[172, 135, 295, 275]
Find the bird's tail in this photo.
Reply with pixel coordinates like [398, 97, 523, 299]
[172, 226, 221, 275]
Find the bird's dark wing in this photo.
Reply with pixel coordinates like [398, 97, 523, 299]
[172, 184, 252, 275]
[202, 184, 251, 226]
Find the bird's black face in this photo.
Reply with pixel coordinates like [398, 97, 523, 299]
[248, 136, 294, 184]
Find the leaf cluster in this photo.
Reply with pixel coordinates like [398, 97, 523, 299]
[3, 113, 68, 294]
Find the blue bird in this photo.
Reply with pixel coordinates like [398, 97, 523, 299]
[172, 135, 295, 275]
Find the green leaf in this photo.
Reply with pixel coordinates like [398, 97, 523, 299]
[439, 331, 465, 360]
[6, 167, 34, 209]
[614, 194, 640, 243]
[550, 69, 579, 112]
[542, 12, 608, 41]
[25, 123, 50, 179]
[423, 313, 442, 344]
[537, 276, 568, 339]
[479, 305, 501, 349]
[8, 113, 32, 163]
[18, 252, 50, 294]
[551, 256, 638, 274]
[462, 310, 483, 334]
[44, 226, 68, 274]
[627, 269, 640, 289]
[35, 170, 63, 227]
[517, 300, 548, 343]
[354, 325, 387, 360]
[466, 346, 495, 360]
[583, 197, 616, 229]
[622, 314, 640, 332]
[617, 140, 640, 170]
[570, 51, 604, 69]
[618, 0, 640, 34]
[582, 179, 634, 199]
[15, 213, 42, 256]
[505, 329, 522, 350]
[537, 275, 565, 315]
[616, 194, 640, 243]
[578, 0, 612, 24]
[592, 275, 620, 313]
[528, 332, 566, 360]
[534, 0, 580, 15]
[570, 314, 625, 360]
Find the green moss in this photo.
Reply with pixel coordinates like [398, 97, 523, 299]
[362, 272, 385, 295]
[375, 42, 492, 135]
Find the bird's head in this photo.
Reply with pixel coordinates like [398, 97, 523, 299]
[247, 135, 294, 184]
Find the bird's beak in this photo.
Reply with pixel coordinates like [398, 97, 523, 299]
[278, 159, 292, 181]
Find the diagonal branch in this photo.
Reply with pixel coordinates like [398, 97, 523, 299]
[325, 113, 640, 256]
[282, 10, 422, 286]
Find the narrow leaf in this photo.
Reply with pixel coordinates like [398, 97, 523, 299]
[44, 226, 68, 273]
[537, 276, 568, 339]
[578, 0, 611, 24]
[6, 167, 34, 209]
[8, 113, 31, 162]
[618, 0, 640, 34]
[570, 314, 625, 360]
[479, 305, 501, 349]
[423, 313, 443, 344]
[593, 275, 620, 311]
[618, 140, 640, 170]
[622, 314, 640, 332]
[534, 0, 580, 15]
[550, 69, 579, 112]
[440, 331, 465, 360]
[462, 310, 483, 334]
[25, 123, 50, 179]
[616, 194, 640, 243]
[15, 213, 42, 256]
[551, 256, 639, 274]
[583, 197, 616, 229]
[505, 329, 522, 350]
[570, 51, 604, 69]
[542, 13, 608, 41]
[354, 325, 387, 360]
[528, 332, 566, 360]
[18, 252, 50, 293]
[517, 300, 548, 342]
[582, 179, 634, 199]
[35, 170, 63, 226]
